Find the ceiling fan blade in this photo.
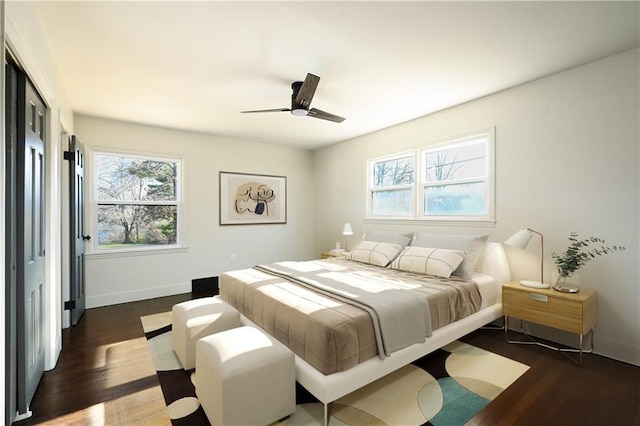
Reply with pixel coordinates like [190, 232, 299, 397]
[295, 73, 320, 107]
[241, 108, 291, 113]
[308, 108, 346, 123]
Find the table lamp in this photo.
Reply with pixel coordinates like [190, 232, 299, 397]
[504, 228, 550, 289]
[342, 223, 354, 251]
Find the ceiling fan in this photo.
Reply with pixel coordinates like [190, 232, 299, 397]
[241, 73, 346, 123]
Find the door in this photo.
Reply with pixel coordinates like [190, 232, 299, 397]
[16, 71, 47, 415]
[66, 135, 87, 325]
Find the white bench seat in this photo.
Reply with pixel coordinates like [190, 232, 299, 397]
[195, 326, 295, 426]
[172, 296, 241, 370]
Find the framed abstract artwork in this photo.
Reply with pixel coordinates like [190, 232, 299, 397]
[219, 172, 287, 225]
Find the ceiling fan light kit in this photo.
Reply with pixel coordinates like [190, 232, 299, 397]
[242, 73, 345, 123]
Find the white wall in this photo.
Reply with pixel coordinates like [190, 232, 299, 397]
[74, 115, 315, 308]
[313, 49, 640, 365]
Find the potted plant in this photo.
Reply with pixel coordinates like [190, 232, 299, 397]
[551, 232, 625, 292]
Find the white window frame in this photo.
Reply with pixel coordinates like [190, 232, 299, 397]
[365, 128, 495, 225]
[366, 151, 416, 219]
[87, 147, 185, 256]
[419, 129, 495, 222]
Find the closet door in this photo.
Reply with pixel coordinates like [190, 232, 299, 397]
[16, 71, 47, 416]
[66, 135, 87, 325]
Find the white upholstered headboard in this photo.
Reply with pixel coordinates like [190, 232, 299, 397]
[475, 241, 511, 285]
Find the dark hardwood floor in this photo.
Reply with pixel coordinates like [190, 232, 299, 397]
[462, 330, 640, 426]
[15, 292, 640, 425]
[15, 293, 194, 426]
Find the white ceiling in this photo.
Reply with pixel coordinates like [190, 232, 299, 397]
[34, 1, 639, 150]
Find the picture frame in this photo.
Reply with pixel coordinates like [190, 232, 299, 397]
[219, 171, 287, 225]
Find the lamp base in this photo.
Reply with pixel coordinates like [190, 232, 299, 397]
[520, 280, 550, 289]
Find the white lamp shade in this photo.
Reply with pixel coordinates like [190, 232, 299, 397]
[504, 229, 533, 249]
[342, 223, 354, 236]
[504, 227, 549, 289]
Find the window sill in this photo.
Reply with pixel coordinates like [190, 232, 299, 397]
[86, 246, 189, 260]
[364, 217, 496, 227]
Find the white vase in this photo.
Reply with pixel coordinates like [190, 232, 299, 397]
[552, 270, 580, 293]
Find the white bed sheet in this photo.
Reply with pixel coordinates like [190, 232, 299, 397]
[472, 271, 499, 309]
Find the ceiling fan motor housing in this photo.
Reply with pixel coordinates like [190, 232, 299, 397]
[290, 81, 308, 115]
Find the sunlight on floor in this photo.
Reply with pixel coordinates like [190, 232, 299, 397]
[88, 403, 106, 424]
[91, 345, 109, 369]
[89, 335, 161, 390]
[37, 385, 171, 425]
[35, 402, 105, 425]
[105, 337, 158, 388]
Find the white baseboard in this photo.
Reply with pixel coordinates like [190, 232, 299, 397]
[86, 282, 191, 309]
[594, 335, 640, 366]
[44, 333, 62, 372]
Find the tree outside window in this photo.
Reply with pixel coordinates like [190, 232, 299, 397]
[422, 137, 488, 217]
[95, 153, 180, 250]
[369, 154, 415, 217]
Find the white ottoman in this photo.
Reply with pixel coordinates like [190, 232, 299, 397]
[172, 296, 241, 370]
[196, 326, 296, 426]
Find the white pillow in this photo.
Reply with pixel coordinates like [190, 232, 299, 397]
[346, 241, 403, 267]
[411, 233, 488, 279]
[389, 246, 466, 278]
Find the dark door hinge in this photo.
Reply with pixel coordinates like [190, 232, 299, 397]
[63, 151, 75, 161]
[64, 300, 76, 310]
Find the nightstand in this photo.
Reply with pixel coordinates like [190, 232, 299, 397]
[321, 251, 346, 259]
[502, 280, 597, 365]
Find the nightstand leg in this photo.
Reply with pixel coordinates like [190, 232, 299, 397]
[504, 315, 594, 366]
[579, 334, 583, 365]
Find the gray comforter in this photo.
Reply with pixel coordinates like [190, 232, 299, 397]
[220, 258, 482, 374]
[255, 261, 432, 358]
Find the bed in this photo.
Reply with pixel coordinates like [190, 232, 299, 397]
[218, 238, 511, 425]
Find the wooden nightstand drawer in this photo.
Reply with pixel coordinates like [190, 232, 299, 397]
[321, 251, 346, 259]
[502, 283, 597, 335]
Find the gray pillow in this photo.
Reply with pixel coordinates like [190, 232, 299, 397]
[411, 233, 489, 279]
[363, 230, 413, 248]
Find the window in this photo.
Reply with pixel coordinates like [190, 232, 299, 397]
[421, 132, 493, 219]
[368, 153, 415, 217]
[367, 129, 494, 222]
[94, 151, 182, 251]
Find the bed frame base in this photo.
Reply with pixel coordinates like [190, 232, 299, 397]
[229, 301, 502, 426]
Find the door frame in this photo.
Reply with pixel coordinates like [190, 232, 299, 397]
[5, 21, 64, 370]
[60, 130, 71, 329]
[4, 52, 17, 426]
[4, 10, 68, 422]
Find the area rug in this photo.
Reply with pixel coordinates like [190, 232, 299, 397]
[141, 312, 529, 426]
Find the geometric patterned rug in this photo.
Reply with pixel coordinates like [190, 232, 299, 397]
[141, 312, 529, 426]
